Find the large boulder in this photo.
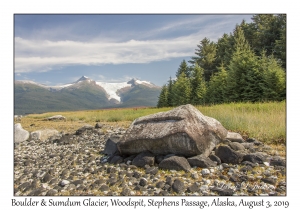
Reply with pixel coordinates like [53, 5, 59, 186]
[117, 104, 228, 157]
[14, 123, 30, 143]
[31, 129, 59, 141]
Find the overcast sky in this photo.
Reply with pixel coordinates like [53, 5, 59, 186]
[14, 14, 254, 86]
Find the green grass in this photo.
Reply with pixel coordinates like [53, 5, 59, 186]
[18, 101, 286, 144]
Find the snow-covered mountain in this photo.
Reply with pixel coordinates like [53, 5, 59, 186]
[14, 76, 161, 115]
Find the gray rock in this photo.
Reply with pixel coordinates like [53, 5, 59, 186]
[209, 154, 222, 165]
[145, 166, 159, 175]
[270, 157, 286, 167]
[132, 151, 155, 167]
[31, 129, 59, 141]
[14, 123, 30, 143]
[211, 187, 234, 196]
[187, 183, 199, 193]
[99, 185, 109, 192]
[60, 180, 70, 187]
[118, 104, 227, 156]
[46, 189, 58, 196]
[243, 152, 267, 164]
[187, 155, 217, 168]
[109, 155, 124, 164]
[229, 142, 245, 151]
[215, 145, 243, 164]
[95, 123, 104, 129]
[76, 125, 94, 135]
[139, 178, 148, 187]
[226, 132, 244, 143]
[172, 179, 185, 194]
[261, 178, 277, 185]
[44, 115, 66, 121]
[103, 136, 121, 155]
[201, 169, 210, 176]
[159, 156, 191, 172]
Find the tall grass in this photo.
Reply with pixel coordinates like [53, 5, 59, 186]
[20, 101, 286, 144]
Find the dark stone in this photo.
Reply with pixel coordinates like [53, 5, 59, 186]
[95, 123, 104, 129]
[155, 155, 165, 164]
[103, 136, 122, 155]
[172, 179, 185, 194]
[156, 181, 165, 189]
[159, 156, 191, 172]
[270, 158, 286, 167]
[215, 145, 243, 164]
[211, 187, 234, 196]
[240, 165, 253, 173]
[241, 161, 257, 167]
[121, 188, 131, 196]
[261, 178, 276, 185]
[28, 187, 44, 196]
[187, 183, 199, 193]
[72, 180, 84, 186]
[133, 171, 141, 179]
[18, 182, 31, 192]
[219, 175, 228, 181]
[145, 166, 159, 175]
[243, 153, 267, 164]
[109, 155, 124, 164]
[75, 125, 94, 135]
[229, 174, 240, 182]
[45, 189, 57, 196]
[187, 155, 217, 168]
[166, 177, 173, 186]
[94, 179, 105, 185]
[124, 155, 136, 163]
[208, 154, 221, 165]
[139, 178, 148, 187]
[99, 185, 110, 192]
[42, 173, 52, 183]
[132, 151, 155, 167]
[229, 142, 245, 151]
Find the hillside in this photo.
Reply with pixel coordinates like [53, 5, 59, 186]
[14, 77, 161, 115]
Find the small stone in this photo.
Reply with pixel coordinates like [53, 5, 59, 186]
[139, 178, 148, 187]
[172, 179, 185, 194]
[60, 180, 70, 187]
[201, 169, 210, 176]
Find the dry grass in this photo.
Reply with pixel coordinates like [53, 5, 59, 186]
[16, 101, 286, 144]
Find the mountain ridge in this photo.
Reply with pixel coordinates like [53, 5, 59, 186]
[14, 76, 161, 115]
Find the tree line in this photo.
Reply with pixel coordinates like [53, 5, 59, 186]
[157, 14, 286, 107]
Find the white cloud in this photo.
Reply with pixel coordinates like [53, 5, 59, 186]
[15, 34, 199, 73]
[14, 15, 252, 73]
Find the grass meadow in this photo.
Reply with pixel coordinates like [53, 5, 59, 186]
[16, 101, 286, 145]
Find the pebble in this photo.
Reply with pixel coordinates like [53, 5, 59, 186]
[14, 124, 286, 196]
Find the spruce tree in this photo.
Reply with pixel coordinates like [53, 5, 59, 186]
[205, 64, 228, 104]
[172, 72, 191, 106]
[166, 77, 174, 107]
[190, 64, 206, 105]
[189, 37, 217, 81]
[157, 84, 169, 107]
[259, 52, 286, 101]
[176, 60, 190, 78]
[226, 26, 263, 102]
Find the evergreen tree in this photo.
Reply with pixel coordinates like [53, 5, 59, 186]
[205, 64, 228, 104]
[172, 72, 191, 106]
[190, 64, 206, 105]
[157, 84, 169, 107]
[226, 26, 264, 102]
[166, 77, 174, 107]
[215, 33, 234, 68]
[176, 60, 190, 78]
[259, 52, 286, 101]
[189, 37, 217, 81]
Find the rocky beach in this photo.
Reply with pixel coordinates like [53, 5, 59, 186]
[14, 105, 286, 196]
